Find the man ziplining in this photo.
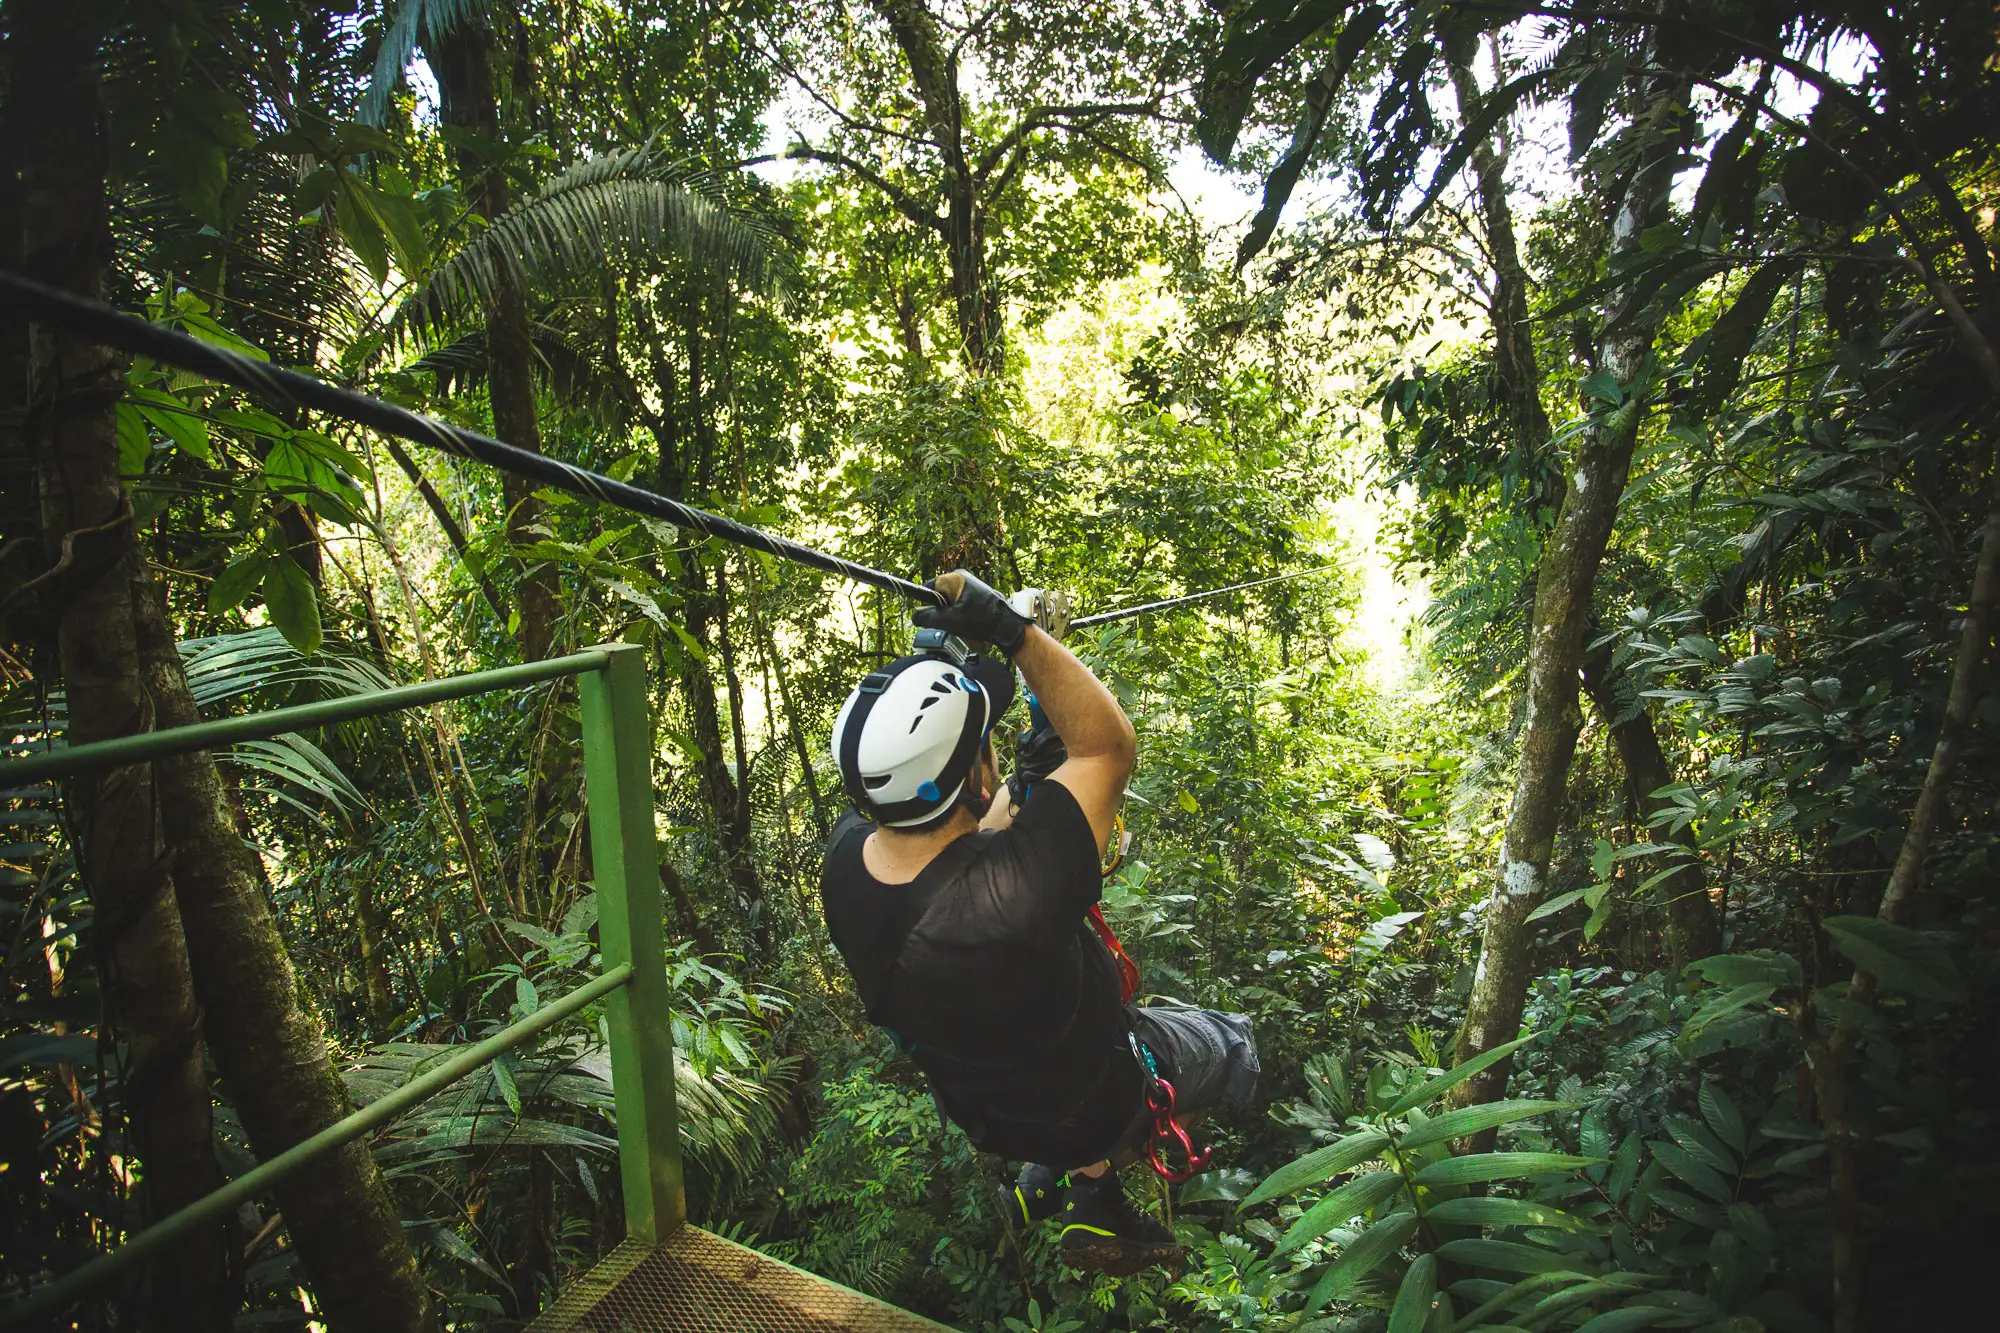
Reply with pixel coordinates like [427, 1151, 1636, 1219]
[819, 570, 1260, 1276]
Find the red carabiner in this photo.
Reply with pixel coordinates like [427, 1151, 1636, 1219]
[1142, 1075, 1212, 1183]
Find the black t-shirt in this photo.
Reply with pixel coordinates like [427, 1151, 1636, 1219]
[819, 781, 1143, 1167]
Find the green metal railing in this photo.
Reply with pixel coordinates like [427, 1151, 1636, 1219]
[0, 643, 685, 1327]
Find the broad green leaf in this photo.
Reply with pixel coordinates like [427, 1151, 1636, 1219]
[1649, 1142, 1730, 1203]
[1687, 951, 1800, 989]
[115, 402, 153, 474]
[1446, 1272, 1581, 1330]
[1698, 1081, 1746, 1154]
[1573, 1308, 1671, 1332]
[210, 549, 271, 614]
[1606, 1134, 1643, 1203]
[1399, 1100, 1579, 1150]
[1245, 1129, 1391, 1205]
[1303, 1211, 1417, 1314]
[1679, 983, 1773, 1043]
[1662, 1114, 1736, 1173]
[422, 1223, 506, 1286]
[335, 179, 391, 285]
[1387, 1253, 1437, 1333]
[1425, 1197, 1579, 1230]
[1178, 1167, 1258, 1205]
[1524, 889, 1587, 923]
[1649, 1186, 1725, 1229]
[1822, 915, 1966, 1002]
[263, 553, 321, 656]
[1275, 1170, 1404, 1257]
[1436, 1238, 1585, 1276]
[1386, 1033, 1539, 1115]
[1413, 1153, 1600, 1188]
[490, 1058, 522, 1118]
[1568, 57, 1626, 161]
[136, 403, 213, 463]
[1579, 368, 1623, 405]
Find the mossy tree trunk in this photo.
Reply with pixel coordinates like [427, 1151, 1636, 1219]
[131, 591, 430, 1331]
[1448, 73, 1691, 1120]
[13, 5, 236, 1324]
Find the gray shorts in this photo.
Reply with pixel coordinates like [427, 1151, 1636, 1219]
[1125, 1005, 1259, 1131]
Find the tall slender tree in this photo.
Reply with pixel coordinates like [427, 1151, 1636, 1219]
[11, 5, 235, 1323]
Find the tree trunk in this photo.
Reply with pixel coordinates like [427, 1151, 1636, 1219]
[351, 849, 396, 1027]
[427, 18, 557, 664]
[1449, 75, 1689, 1119]
[15, 7, 236, 1324]
[1579, 653, 1721, 968]
[678, 563, 766, 952]
[714, 557, 770, 957]
[747, 588, 829, 834]
[871, 0, 995, 375]
[1447, 53, 1551, 455]
[130, 589, 429, 1330]
[870, 0, 1008, 578]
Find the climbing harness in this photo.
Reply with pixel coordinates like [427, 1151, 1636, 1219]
[1093, 821, 1209, 1185]
[1088, 812, 1140, 1004]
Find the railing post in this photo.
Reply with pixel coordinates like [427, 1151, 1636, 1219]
[580, 643, 685, 1242]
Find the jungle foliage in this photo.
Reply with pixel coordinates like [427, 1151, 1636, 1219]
[0, 2, 1993, 1332]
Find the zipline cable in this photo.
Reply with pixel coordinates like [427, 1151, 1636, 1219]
[0, 271, 945, 607]
[3, 272, 1338, 632]
[1069, 563, 1340, 628]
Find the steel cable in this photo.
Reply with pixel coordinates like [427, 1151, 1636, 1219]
[0, 271, 944, 606]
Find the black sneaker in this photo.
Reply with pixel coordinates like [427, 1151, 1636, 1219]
[1004, 1163, 1067, 1226]
[1059, 1172, 1186, 1276]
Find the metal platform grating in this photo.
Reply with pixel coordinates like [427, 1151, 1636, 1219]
[529, 1227, 958, 1332]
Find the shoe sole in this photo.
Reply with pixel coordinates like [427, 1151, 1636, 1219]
[1060, 1231, 1187, 1278]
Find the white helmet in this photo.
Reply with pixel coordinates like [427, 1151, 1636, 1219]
[832, 652, 1016, 826]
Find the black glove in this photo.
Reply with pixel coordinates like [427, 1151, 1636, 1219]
[912, 569, 1032, 657]
[1014, 715, 1068, 787]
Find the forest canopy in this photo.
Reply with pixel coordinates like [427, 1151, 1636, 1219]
[1, 2, 1994, 1331]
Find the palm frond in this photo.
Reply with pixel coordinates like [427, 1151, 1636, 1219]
[344, 1037, 784, 1177]
[393, 148, 790, 340]
[361, 0, 489, 128]
[178, 628, 388, 822]
[180, 626, 394, 707]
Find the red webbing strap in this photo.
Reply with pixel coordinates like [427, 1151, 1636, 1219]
[1093, 811, 1204, 1180]
[1087, 904, 1140, 1004]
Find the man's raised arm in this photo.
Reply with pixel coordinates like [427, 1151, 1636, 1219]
[913, 570, 1134, 851]
[1009, 627, 1133, 852]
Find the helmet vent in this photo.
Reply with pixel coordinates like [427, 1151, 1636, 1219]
[863, 773, 892, 789]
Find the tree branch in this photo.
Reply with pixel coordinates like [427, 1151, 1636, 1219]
[741, 146, 947, 233]
[973, 101, 1161, 185]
